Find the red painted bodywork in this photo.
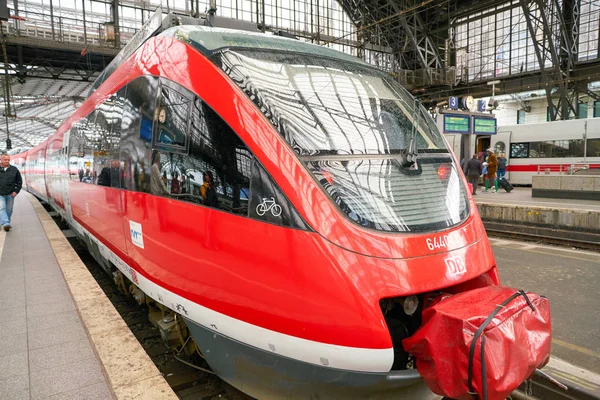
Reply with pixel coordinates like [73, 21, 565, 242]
[14, 36, 499, 350]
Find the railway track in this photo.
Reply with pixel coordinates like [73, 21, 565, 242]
[46, 206, 252, 400]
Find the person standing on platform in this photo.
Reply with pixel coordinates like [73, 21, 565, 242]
[484, 148, 498, 193]
[497, 153, 507, 180]
[0, 153, 23, 232]
[464, 154, 483, 195]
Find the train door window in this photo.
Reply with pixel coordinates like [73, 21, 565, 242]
[94, 91, 125, 188]
[510, 143, 529, 158]
[93, 100, 115, 186]
[69, 115, 94, 183]
[494, 141, 506, 155]
[82, 110, 101, 184]
[109, 87, 127, 189]
[120, 75, 159, 193]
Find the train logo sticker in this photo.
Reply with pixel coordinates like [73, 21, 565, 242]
[445, 256, 466, 277]
[256, 197, 282, 217]
[129, 221, 145, 249]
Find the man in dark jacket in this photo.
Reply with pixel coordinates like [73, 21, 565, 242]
[464, 154, 483, 195]
[0, 152, 23, 231]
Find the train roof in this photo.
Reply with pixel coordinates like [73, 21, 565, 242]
[158, 25, 372, 67]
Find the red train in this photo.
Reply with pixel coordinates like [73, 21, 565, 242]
[13, 26, 533, 399]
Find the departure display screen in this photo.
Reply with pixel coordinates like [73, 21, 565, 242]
[473, 117, 497, 134]
[443, 114, 471, 134]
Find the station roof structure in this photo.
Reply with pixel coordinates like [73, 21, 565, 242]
[0, 0, 599, 149]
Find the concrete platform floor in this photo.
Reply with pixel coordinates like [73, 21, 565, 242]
[475, 187, 600, 211]
[0, 194, 112, 399]
[491, 237, 600, 373]
[0, 193, 176, 400]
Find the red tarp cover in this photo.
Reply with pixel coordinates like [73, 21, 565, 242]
[403, 286, 551, 400]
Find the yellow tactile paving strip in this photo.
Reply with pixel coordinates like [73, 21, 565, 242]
[26, 192, 177, 400]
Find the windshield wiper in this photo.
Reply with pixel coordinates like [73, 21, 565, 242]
[401, 98, 421, 169]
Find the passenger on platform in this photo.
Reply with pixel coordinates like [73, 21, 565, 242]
[97, 159, 120, 187]
[180, 175, 187, 194]
[150, 151, 169, 196]
[171, 171, 181, 194]
[200, 171, 219, 208]
[497, 153, 507, 180]
[464, 154, 483, 195]
[78, 168, 84, 182]
[83, 168, 92, 183]
[0, 153, 23, 232]
[484, 148, 498, 193]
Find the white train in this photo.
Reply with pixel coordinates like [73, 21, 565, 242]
[492, 119, 600, 185]
[444, 117, 600, 185]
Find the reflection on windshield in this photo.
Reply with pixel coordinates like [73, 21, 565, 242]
[217, 50, 446, 156]
[307, 156, 469, 233]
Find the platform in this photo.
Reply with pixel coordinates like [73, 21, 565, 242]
[474, 187, 600, 211]
[0, 192, 176, 400]
[473, 187, 600, 248]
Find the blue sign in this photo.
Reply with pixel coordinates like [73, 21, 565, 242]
[449, 97, 459, 110]
[477, 100, 487, 112]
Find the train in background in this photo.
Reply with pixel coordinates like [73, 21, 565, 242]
[443, 114, 600, 186]
[492, 118, 600, 185]
[9, 14, 551, 399]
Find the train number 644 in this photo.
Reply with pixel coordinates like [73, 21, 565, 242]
[426, 235, 449, 251]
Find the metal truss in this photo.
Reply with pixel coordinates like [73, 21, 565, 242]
[335, 0, 446, 72]
[520, 0, 577, 120]
[396, 0, 444, 70]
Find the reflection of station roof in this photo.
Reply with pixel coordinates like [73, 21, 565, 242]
[0, 78, 92, 149]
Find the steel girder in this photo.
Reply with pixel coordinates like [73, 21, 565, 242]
[395, 0, 444, 70]
[335, 0, 447, 71]
[520, 0, 577, 120]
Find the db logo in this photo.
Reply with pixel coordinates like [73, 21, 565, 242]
[445, 256, 466, 277]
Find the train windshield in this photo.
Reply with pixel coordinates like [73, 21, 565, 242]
[215, 48, 468, 232]
[217, 49, 445, 156]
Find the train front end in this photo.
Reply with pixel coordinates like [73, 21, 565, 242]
[162, 27, 550, 400]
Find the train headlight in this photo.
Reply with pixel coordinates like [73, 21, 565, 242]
[403, 295, 419, 316]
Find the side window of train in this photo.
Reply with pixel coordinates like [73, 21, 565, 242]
[185, 93, 308, 229]
[93, 90, 126, 189]
[176, 95, 252, 213]
[120, 75, 159, 193]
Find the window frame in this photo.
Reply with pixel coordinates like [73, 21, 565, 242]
[510, 142, 530, 158]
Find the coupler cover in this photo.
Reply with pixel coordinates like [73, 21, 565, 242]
[403, 286, 551, 400]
